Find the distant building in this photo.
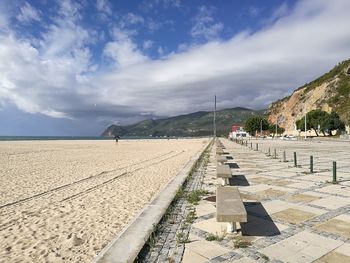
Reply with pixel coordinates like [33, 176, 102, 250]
[229, 124, 248, 140]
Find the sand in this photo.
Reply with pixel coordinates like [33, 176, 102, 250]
[0, 138, 208, 262]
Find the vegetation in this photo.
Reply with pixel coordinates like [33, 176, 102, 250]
[186, 189, 210, 205]
[232, 236, 252, 248]
[102, 107, 265, 137]
[205, 232, 225, 242]
[296, 109, 345, 136]
[244, 115, 284, 136]
[268, 123, 285, 136]
[176, 232, 190, 244]
[244, 116, 269, 136]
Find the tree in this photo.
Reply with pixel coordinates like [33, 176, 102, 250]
[326, 111, 345, 135]
[244, 116, 269, 136]
[296, 110, 345, 136]
[268, 124, 285, 137]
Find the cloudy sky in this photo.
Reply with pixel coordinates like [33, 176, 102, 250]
[0, 0, 350, 136]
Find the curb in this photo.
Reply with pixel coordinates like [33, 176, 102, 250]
[92, 140, 211, 263]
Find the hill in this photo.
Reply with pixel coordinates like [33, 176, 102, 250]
[268, 59, 350, 132]
[101, 107, 264, 137]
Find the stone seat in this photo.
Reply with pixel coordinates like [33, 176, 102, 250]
[216, 147, 224, 154]
[216, 155, 227, 163]
[216, 164, 232, 185]
[216, 186, 247, 233]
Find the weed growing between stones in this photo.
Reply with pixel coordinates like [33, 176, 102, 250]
[205, 231, 226, 242]
[232, 236, 252, 248]
[176, 232, 190, 244]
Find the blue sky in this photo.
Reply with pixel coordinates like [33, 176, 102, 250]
[0, 0, 350, 136]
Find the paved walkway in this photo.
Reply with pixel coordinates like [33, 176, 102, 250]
[182, 138, 350, 263]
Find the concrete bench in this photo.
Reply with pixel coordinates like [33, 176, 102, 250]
[216, 164, 232, 186]
[216, 155, 227, 164]
[216, 147, 224, 155]
[216, 186, 247, 233]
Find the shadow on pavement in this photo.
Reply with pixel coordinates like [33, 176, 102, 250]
[241, 202, 280, 236]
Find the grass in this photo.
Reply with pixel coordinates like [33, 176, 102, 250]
[261, 254, 269, 261]
[232, 236, 252, 248]
[184, 210, 197, 225]
[176, 232, 190, 244]
[205, 232, 226, 242]
[186, 189, 210, 205]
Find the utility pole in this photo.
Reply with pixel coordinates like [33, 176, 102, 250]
[260, 119, 262, 137]
[275, 119, 278, 138]
[304, 104, 307, 140]
[214, 95, 216, 138]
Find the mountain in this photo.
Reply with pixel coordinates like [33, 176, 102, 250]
[268, 59, 350, 132]
[101, 107, 264, 137]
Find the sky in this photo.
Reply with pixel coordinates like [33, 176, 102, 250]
[0, 0, 350, 136]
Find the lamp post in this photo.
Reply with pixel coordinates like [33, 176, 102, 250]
[214, 95, 216, 138]
[260, 119, 262, 137]
[275, 119, 278, 139]
[304, 104, 307, 140]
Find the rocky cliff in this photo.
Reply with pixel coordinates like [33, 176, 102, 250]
[268, 59, 350, 133]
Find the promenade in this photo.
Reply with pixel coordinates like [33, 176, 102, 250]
[180, 138, 350, 263]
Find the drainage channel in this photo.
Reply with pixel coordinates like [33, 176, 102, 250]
[136, 144, 211, 263]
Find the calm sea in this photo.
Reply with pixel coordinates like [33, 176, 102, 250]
[0, 136, 112, 141]
[0, 136, 177, 141]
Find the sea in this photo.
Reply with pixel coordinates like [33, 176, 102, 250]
[0, 136, 112, 141]
[0, 136, 182, 141]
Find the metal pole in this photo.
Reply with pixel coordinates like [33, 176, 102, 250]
[283, 150, 286, 162]
[250, 142, 252, 149]
[260, 119, 262, 137]
[310, 156, 313, 174]
[268, 147, 271, 156]
[333, 161, 337, 183]
[256, 143, 258, 151]
[275, 120, 277, 138]
[214, 95, 216, 138]
[304, 105, 307, 140]
[274, 148, 277, 159]
[294, 152, 297, 167]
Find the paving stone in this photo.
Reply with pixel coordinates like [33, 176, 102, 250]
[259, 231, 343, 262]
[286, 193, 321, 203]
[314, 218, 350, 239]
[314, 251, 350, 263]
[310, 196, 350, 210]
[272, 208, 317, 224]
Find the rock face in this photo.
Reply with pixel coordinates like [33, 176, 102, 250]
[268, 59, 350, 133]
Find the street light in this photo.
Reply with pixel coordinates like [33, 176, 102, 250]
[304, 104, 307, 140]
[275, 119, 278, 139]
[260, 119, 262, 137]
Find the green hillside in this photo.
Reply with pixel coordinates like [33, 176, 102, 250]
[101, 107, 264, 137]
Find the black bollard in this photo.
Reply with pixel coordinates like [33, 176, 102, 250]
[310, 156, 313, 174]
[332, 161, 337, 184]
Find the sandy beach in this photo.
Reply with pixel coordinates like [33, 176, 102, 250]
[0, 138, 208, 262]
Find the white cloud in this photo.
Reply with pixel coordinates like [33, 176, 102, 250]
[191, 5, 224, 41]
[124, 13, 144, 25]
[103, 28, 147, 68]
[140, 0, 182, 12]
[143, 40, 153, 50]
[96, 0, 112, 15]
[16, 2, 41, 23]
[1, 0, 350, 127]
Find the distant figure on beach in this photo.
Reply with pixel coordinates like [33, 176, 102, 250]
[114, 135, 120, 143]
